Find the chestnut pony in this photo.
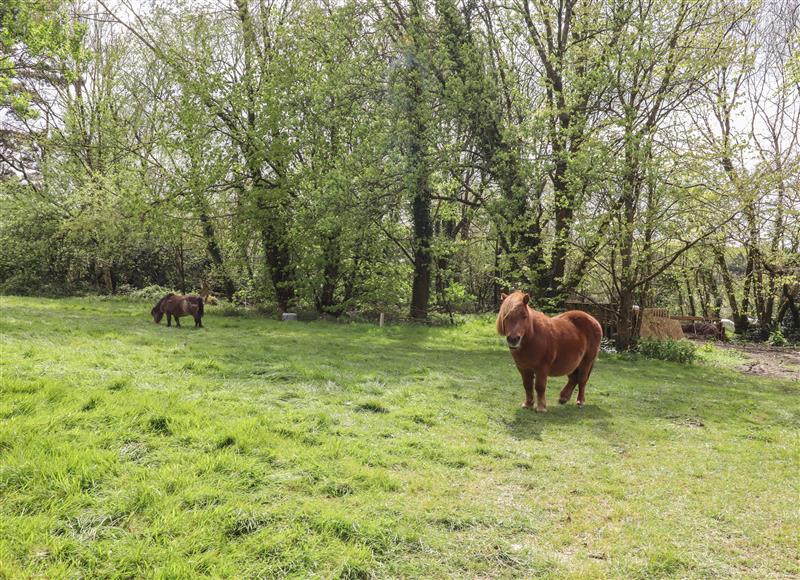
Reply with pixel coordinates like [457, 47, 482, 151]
[496, 291, 602, 412]
[151, 293, 204, 328]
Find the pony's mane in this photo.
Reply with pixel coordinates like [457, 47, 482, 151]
[154, 292, 176, 311]
[496, 292, 528, 335]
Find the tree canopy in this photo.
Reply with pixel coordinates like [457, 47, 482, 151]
[1, 0, 798, 345]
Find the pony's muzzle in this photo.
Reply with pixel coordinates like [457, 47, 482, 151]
[507, 336, 522, 349]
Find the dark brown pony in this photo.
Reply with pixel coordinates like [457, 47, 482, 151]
[496, 291, 602, 412]
[151, 293, 204, 328]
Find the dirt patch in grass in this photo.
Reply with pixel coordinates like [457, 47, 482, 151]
[712, 341, 800, 382]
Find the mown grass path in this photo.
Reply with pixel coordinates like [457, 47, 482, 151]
[1, 297, 798, 578]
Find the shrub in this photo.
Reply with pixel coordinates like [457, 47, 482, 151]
[637, 338, 697, 364]
[768, 329, 788, 347]
[599, 337, 617, 354]
[125, 285, 174, 302]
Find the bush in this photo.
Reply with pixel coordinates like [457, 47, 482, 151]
[125, 285, 174, 302]
[599, 337, 617, 354]
[637, 338, 697, 364]
[768, 329, 788, 347]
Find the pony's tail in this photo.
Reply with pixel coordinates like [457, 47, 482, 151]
[198, 297, 204, 317]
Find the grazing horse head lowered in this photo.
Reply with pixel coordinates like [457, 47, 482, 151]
[151, 293, 205, 328]
[496, 291, 602, 412]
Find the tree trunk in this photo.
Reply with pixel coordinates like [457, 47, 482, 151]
[343, 237, 364, 308]
[410, 164, 432, 319]
[781, 285, 800, 329]
[714, 247, 748, 333]
[316, 230, 341, 315]
[705, 269, 723, 318]
[177, 239, 186, 295]
[615, 288, 637, 351]
[741, 245, 755, 333]
[547, 154, 573, 308]
[403, 5, 433, 321]
[614, 119, 641, 350]
[199, 212, 235, 300]
[434, 219, 457, 321]
[103, 266, 114, 294]
[259, 200, 295, 312]
[685, 275, 696, 317]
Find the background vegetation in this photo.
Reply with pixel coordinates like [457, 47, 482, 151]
[1, 0, 799, 346]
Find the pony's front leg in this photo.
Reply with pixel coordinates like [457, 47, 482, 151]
[535, 371, 549, 413]
[166, 313, 172, 327]
[175, 316, 181, 327]
[519, 368, 534, 409]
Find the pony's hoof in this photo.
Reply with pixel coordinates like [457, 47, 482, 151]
[558, 397, 568, 405]
[576, 401, 585, 407]
[521, 402, 534, 409]
[535, 407, 548, 413]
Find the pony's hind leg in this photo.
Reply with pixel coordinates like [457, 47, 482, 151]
[559, 371, 579, 404]
[534, 372, 549, 413]
[575, 359, 596, 406]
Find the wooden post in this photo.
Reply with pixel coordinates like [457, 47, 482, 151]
[379, 312, 385, 327]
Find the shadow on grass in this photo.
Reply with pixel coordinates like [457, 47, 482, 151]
[507, 404, 613, 441]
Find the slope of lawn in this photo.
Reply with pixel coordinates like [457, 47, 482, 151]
[0, 296, 797, 578]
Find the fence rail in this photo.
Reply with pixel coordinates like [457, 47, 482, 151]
[670, 315, 722, 322]
[643, 308, 670, 318]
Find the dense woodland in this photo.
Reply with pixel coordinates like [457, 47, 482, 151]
[1, 0, 799, 346]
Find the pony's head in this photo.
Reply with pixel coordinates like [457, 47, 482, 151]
[151, 293, 174, 324]
[496, 291, 530, 350]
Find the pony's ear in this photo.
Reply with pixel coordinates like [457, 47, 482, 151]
[500, 293, 508, 301]
[522, 293, 530, 305]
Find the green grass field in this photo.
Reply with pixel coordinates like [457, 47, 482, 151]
[1, 297, 798, 578]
